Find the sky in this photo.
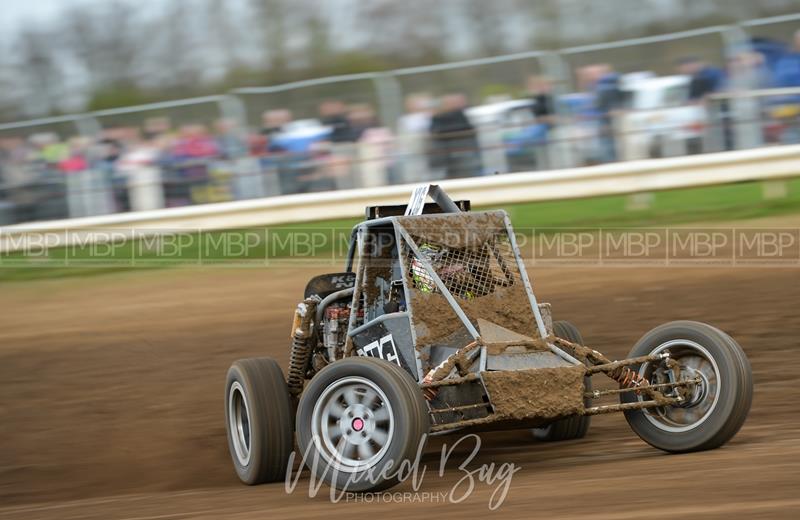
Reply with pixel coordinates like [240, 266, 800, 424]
[1, 0, 66, 33]
[0, 0, 165, 35]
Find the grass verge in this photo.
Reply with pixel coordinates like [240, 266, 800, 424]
[2, 178, 799, 282]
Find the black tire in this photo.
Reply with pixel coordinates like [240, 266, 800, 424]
[296, 357, 430, 492]
[532, 320, 592, 441]
[225, 358, 294, 484]
[622, 321, 753, 453]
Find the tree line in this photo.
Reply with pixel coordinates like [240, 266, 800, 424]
[0, 0, 796, 122]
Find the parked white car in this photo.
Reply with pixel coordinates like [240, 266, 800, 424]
[617, 74, 707, 160]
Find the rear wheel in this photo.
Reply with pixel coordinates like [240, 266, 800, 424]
[622, 321, 752, 453]
[225, 358, 293, 484]
[532, 320, 592, 441]
[296, 357, 430, 492]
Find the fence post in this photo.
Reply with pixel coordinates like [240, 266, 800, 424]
[73, 115, 102, 139]
[722, 25, 763, 151]
[218, 95, 272, 200]
[539, 51, 573, 169]
[217, 95, 248, 132]
[371, 72, 404, 131]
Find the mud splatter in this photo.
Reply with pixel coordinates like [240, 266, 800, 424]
[396, 211, 507, 250]
[482, 366, 586, 420]
[399, 211, 541, 346]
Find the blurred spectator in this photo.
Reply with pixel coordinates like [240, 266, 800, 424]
[771, 30, 800, 143]
[528, 75, 556, 123]
[143, 117, 173, 142]
[258, 109, 301, 194]
[95, 130, 124, 165]
[526, 75, 556, 168]
[593, 65, 625, 163]
[58, 137, 89, 174]
[260, 109, 292, 147]
[398, 94, 433, 135]
[676, 57, 726, 100]
[24, 133, 69, 220]
[347, 103, 378, 141]
[116, 129, 166, 212]
[162, 125, 218, 206]
[310, 102, 355, 192]
[93, 129, 126, 209]
[774, 31, 800, 88]
[35, 133, 70, 166]
[429, 93, 481, 179]
[172, 124, 218, 160]
[319, 100, 356, 143]
[748, 37, 791, 86]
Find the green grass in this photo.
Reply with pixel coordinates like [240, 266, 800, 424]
[505, 178, 800, 228]
[2, 178, 799, 282]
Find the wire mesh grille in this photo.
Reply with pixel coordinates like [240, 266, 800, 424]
[403, 232, 517, 300]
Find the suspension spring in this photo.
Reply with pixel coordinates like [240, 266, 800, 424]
[608, 365, 649, 390]
[287, 335, 311, 397]
[286, 297, 319, 397]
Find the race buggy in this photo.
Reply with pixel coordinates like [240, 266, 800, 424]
[225, 185, 753, 492]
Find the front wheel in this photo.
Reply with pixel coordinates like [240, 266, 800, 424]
[622, 321, 753, 453]
[296, 357, 430, 492]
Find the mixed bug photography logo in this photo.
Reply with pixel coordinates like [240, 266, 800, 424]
[285, 433, 520, 510]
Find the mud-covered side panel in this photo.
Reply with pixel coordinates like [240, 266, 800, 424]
[482, 366, 586, 421]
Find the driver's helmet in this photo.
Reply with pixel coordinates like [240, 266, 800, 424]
[410, 243, 441, 293]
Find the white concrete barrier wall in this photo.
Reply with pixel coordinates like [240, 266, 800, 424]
[2, 145, 799, 253]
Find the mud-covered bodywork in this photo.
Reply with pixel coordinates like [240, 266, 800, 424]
[332, 209, 587, 431]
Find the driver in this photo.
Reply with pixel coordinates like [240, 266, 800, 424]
[410, 243, 478, 299]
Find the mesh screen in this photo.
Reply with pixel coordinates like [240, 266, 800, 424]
[397, 211, 541, 345]
[404, 233, 516, 300]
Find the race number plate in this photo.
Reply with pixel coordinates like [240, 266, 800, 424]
[356, 334, 401, 367]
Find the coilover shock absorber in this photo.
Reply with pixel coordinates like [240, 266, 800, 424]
[286, 296, 320, 397]
[608, 365, 649, 390]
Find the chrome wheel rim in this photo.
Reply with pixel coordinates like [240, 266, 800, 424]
[311, 376, 394, 473]
[638, 339, 720, 433]
[228, 381, 251, 466]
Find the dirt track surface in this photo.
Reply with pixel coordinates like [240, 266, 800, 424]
[1, 261, 799, 518]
